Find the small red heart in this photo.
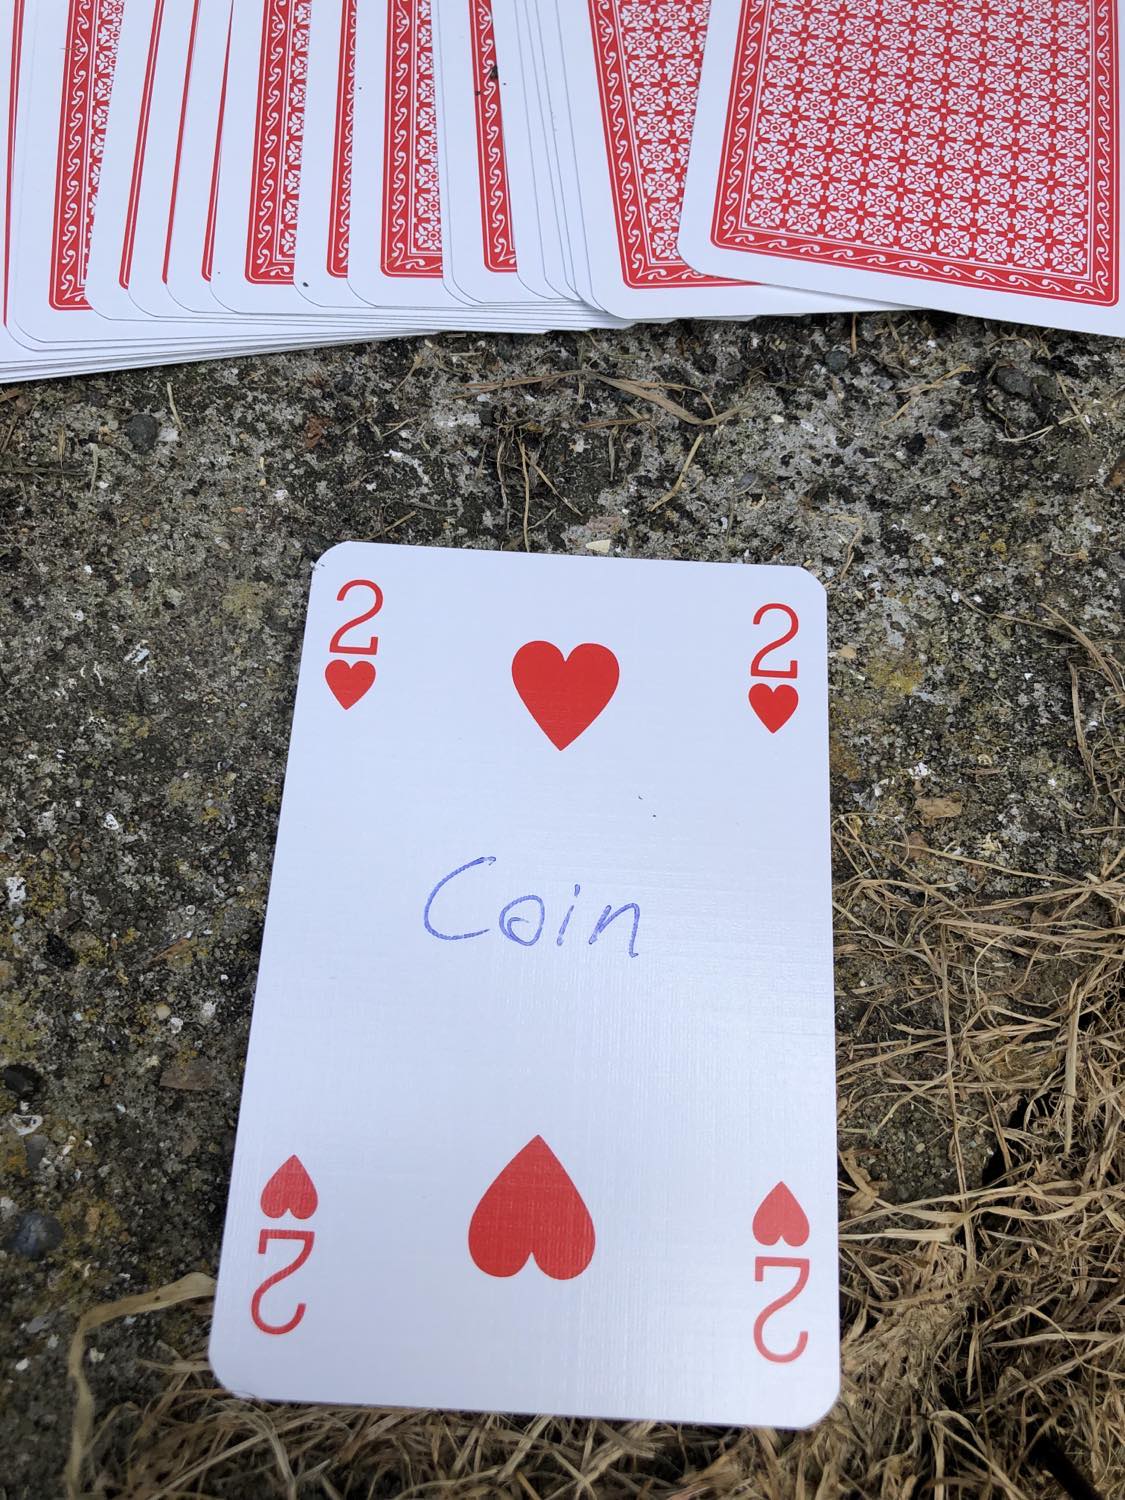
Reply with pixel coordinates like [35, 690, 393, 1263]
[749, 682, 798, 733]
[468, 1135, 595, 1280]
[512, 641, 619, 750]
[260, 1155, 318, 1220]
[752, 1181, 809, 1247]
[325, 658, 375, 709]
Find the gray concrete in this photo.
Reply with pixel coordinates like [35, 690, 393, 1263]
[1, 312, 1122, 1493]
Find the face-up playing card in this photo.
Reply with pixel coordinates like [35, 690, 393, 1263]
[680, 0, 1125, 333]
[210, 543, 839, 1428]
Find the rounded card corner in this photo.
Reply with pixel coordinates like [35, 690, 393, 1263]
[313, 540, 362, 574]
[207, 1330, 264, 1402]
[789, 564, 828, 603]
[790, 1366, 842, 1429]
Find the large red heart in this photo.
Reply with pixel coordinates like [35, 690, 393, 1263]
[468, 1135, 595, 1279]
[749, 682, 798, 733]
[752, 1181, 809, 1247]
[260, 1155, 318, 1220]
[325, 659, 375, 709]
[511, 641, 619, 750]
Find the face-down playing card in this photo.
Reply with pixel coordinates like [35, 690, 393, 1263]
[211, 542, 839, 1428]
[680, 0, 1125, 334]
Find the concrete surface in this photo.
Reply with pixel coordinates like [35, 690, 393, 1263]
[1, 312, 1123, 1494]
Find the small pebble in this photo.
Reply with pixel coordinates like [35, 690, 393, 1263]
[23, 1136, 48, 1174]
[2, 1064, 43, 1099]
[825, 347, 849, 372]
[43, 933, 76, 970]
[995, 366, 1035, 401]
[124, 412, 160, 452]
[6, 1211, 64, 1260]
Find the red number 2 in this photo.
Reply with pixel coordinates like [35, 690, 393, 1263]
[750, 603, 798, 679]
[329, 579, 383, 656]
[753, 1255, 809, 1363]
[250, 1229, 314, 1335]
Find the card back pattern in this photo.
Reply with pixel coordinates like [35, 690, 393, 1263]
[382, 0, 443, 276]
[711, 0, 1118, 304]
[50, 0, 124, 310]
[246, 0, 310, 285]
[589, 0, 737, 287]
[469, 0, 517, 273]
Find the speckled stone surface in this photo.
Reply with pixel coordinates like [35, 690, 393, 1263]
[1, 313, 1122, 1492]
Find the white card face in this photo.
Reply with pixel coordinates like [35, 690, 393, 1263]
[211, 542, 840, 1429]
[557, 0, 876, 319]
[680, 0, 1123, 334]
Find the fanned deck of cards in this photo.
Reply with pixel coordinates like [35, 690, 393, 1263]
[3, 0, 1123, 382]
[210, 545, 838, 1425]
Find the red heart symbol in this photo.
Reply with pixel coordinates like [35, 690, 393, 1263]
[752, 1181, 809, 1247]
[325, 659, 375, 709]
[511, 641, 619, 750]
[749, 682, 798, 733]
[260, 1155, 318, 1220]
[468, 1135, 595, 1279]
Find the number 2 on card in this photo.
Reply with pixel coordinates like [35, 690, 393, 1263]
[748, 604, 799, 733]
[750, 604, 798, 679]
[324, 580, 383, 710]
[329, 579, 383, 655]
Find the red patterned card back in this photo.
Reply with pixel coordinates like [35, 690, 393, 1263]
[711, 0, 1118, 306]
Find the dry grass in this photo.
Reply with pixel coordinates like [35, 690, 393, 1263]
[68, 617, 1124, 1500]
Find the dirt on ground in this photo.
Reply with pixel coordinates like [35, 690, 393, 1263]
[1, 312, 1123, 1498]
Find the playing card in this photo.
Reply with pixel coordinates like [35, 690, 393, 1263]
[161, 0, 243, 318]
[210, 0, 343, 320]
[348, 0, 486, 313]
[431, 0, 551, 303]
[2, 0, 221, 377]
[521, 0, 602, 306]
[83, 0, 250, 336]
[0, 0, 42, 374]
[558, 0, 880, 319]
[488, 0, 577, 299]
[7, 0, 140, 354]
[293, 0, 370, 311]
[347, 0, 596, 327]
[211, 543, 839, 1428]
[5, 0, 294, 371]
[89, 0, 251, 329]
[680, 0, 1124, 333]
[431, 0, 624, 323]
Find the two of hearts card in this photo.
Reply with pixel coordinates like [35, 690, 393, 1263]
[5, 0, 1124, 383]
[210, 543, 839, 1428]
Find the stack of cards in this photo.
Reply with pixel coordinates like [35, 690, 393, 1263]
[4, 0, 1121, 382]
[210, 545, 839, 1426]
